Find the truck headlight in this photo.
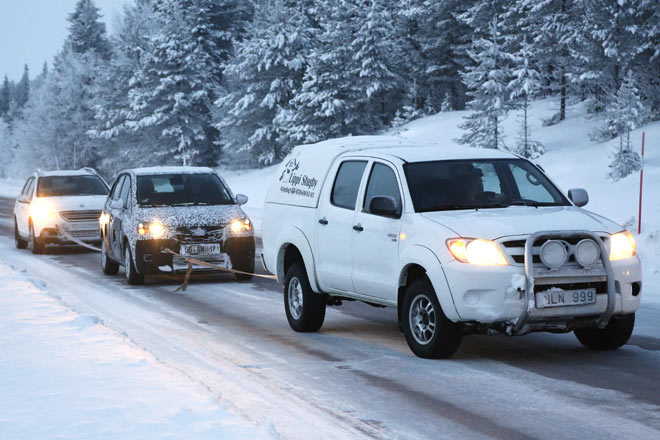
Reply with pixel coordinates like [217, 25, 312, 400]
[229, 218, 251, 234]
[447, 238, 508, 266]
[30, 200, 57, 223]
[137, 221, 166, 238]
[609, 231, 636, 261]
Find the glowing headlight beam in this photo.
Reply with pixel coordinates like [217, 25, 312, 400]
[148, 222, 165, 238]
[447, 238, 508, 266]
[230, 218, 251, 234]
[609, 231, 636, 261]
[29, 200, 57, 223]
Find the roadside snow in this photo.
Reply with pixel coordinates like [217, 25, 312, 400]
[0, 178, 23, 198]
[0, 259, 271, 440]
[221, 165, 278, 235]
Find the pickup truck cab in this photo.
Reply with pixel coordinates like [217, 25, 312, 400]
[262, 136, 642, 358]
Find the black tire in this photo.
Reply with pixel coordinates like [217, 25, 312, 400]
[284, 262, 325, 332]
[402, 278, 462, 359]
[574, 314, 635, 350]
[29, 222, 45, 254]
[101, 240, 119, 275]
[124, 244, 144, 285]
[14, 218, 27, 249]
[233, 255, 255, 282]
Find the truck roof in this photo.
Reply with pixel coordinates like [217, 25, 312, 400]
[266, 135, 518, 209]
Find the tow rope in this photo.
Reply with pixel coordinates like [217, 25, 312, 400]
[57, 228, 276, 291]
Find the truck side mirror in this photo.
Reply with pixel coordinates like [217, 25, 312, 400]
[369, 196, 400, 218]
[236, 194, 249, 206]
[568, 188, 589, 207]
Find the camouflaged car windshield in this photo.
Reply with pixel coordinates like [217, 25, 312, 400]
[37, 175, 109, 197]
[137, 173, 233, 207]
[404, 159, 570, 212]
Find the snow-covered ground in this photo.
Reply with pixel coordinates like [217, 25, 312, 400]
[0, 258, 271, 440]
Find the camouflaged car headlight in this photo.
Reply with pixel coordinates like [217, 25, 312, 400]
[229, 218, 252, 234]
[137, 221, 166, 238]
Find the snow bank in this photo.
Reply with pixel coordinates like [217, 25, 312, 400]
[0, 178, 24, 198]
[0, 259, 271, 440]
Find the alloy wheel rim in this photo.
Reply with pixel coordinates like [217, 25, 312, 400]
[409, 294, 437, 345]
[288, 277, 303, 320]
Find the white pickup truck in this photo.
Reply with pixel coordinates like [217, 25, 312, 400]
[261, 136, 642, 358]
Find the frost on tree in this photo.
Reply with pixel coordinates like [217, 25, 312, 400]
[458, 18, 514, 150]
[509, 36, 544, 159]
[606, 71, 644, 181]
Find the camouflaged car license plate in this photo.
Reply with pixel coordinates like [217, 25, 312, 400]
[180, 243, 221, 257]
[536, 288, 597, 308]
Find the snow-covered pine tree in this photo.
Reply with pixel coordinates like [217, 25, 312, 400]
[457, 18, 514, 149]
[516, 0, 583, 122]
[107, 0, 226, 166]
[65, 0, 112, 60]
[285, 0, 400, 145]
[605, 71, 644, 181]
[216, 0, 312, 165]
[509, 36, 544, 159]
[15, 65, 30, 109]
[0, 76, 11, 116]
[579, 0, 647, 117]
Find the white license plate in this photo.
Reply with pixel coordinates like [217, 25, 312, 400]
[536, 288, 597, 308]
[180, 243, 221, 257]
[68, 222, 98, 231]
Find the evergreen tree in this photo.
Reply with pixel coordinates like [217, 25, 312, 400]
[65, 0, 112, 59]
[217, 0, 312, 165]
[605, 71, 644, 181]
[15, 65, 30, 109]
[0, 76, 11, 116]
[457, 18, 514, 149]
[509, 37, 544, 158]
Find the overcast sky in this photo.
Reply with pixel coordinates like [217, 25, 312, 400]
[0, 0, 132, 82]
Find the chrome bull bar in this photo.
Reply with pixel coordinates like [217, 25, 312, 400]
[513, 230, 616, 334]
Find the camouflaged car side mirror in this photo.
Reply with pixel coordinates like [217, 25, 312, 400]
[236, 194, 249, 206]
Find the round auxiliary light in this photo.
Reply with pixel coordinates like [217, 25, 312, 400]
[575, 239, 600, 268]
[540, 240, 568, 270]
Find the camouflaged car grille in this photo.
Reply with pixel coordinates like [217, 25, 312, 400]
[174, 225, 225, 243]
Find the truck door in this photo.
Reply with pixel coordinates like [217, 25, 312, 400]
[351, 162, 403, 302]
[316, 160, 368, 293]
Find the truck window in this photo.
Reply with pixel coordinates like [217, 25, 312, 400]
[331, 161, 367, 210]
[363, 163, 401, 215]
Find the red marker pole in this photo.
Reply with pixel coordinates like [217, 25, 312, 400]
[638, 132, 645, 234]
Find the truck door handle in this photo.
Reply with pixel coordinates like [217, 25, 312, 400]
[353, 224, 364, 232]
[319, 218, 329, 225]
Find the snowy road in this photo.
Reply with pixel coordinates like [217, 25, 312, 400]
[1, 196, 659, 440]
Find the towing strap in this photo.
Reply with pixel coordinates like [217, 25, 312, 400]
[162, 248, 277, 292]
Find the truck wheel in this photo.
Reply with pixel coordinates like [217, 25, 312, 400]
[124, 244, 144, 285]
[14, 218, 27, 249]
[101, 240, 119, 275]
[29, 222, 45, 254]
[402, 278, 462, 359]
[284, 262, 325, 332]
[574, 314, 635, 350]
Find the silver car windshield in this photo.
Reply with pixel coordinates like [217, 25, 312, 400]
[404, 159, 570, 212]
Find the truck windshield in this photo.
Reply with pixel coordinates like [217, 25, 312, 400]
[404, 159, 570, 212]
[37, 175, 109, 197]
[137, 173, 233, 207]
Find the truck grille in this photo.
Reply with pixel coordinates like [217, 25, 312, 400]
[174, 225, 225, 244]
[60, 210, 102, 222]
[498, 235, 610, 267]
